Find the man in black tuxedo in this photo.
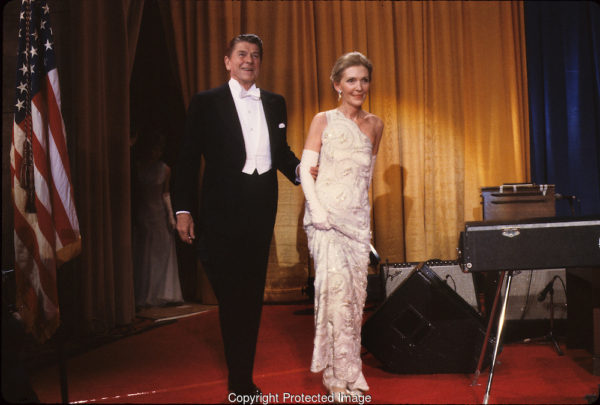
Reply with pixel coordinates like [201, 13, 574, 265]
[173, 34, 302, 397]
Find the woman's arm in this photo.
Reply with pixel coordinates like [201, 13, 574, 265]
[300, 113, 330, 230]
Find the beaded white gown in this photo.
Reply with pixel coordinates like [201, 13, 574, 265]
[304, 109, 374, 392]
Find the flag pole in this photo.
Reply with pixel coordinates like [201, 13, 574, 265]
[56, 324, 69, 404]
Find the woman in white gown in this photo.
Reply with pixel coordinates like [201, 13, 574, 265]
[300, 52, 384, 400]
[133, 136, 183, 308]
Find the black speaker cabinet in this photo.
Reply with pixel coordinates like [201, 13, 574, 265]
[361, 264, 494, 374]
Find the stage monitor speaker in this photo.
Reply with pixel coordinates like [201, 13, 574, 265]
[362, 263, 494, 374]
[382, 260, 478, 309]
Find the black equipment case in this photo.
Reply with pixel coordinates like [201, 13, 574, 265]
[459, 216, 600, 272]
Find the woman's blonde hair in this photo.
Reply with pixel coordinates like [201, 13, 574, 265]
[330, 51, 373, 88]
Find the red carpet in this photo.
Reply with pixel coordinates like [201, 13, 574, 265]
[30, 304, 599, 404]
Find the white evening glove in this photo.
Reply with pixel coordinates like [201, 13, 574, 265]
[300, 149, 331, 230]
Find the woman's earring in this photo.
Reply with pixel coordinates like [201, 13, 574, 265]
[337, 90, 342, 102]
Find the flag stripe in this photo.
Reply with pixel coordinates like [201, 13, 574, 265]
[50, 170, 79, 246]
[30, 119, 52, 211]
[45, 71, 73, 182]
[13, 195, 57, 296]
[44, 74, 80, 236]
[13, 166, 55, 268]
[11, 126, 24, 182]
[33, 190, 56, 256]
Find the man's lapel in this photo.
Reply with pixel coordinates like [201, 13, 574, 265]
[261, 90, 277, 154]
[216, 84, 245, 153]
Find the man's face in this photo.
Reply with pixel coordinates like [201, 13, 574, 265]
[224, 41, 261, 89]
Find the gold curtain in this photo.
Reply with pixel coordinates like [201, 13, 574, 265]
[164, 0, 529, 302]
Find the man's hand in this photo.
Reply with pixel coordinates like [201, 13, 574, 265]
[176, 212, 195, 244]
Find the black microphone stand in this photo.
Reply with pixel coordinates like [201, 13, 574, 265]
[524, 276, 564, 356]
[545, 286, 564, 356]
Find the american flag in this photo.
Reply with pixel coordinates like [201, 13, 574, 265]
[10, 0, 81, 342]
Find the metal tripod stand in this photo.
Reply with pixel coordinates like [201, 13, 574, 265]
[523, 275, 564, 356]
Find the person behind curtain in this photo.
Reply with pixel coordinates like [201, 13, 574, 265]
[300, 52, 383, 401]
[172, 34, 317, 398]
[132, 132, 183, 308]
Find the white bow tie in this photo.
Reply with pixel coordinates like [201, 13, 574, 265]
[240, 87, 261, 100]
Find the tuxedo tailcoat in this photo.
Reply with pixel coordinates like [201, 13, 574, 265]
[173, 83, 300, 392]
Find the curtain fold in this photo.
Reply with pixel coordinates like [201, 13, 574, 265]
[163, 0, 529, 301]
[525, 1, 600, 216]
[59, 0, 145, 333]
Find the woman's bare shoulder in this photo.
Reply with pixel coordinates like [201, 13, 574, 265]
[365, 113, 384, 133]
[310, 111, 329, 130]
[313, 111, 328, 122]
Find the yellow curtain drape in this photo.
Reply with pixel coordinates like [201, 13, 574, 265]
[164, 0, 529, 302]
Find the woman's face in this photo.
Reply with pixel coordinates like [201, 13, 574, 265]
[335, 65, 370, 108]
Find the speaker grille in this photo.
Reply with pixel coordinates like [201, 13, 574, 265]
[362, 264, 494, 374]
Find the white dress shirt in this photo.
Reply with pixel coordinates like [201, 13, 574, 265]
[228, 78, 272, 174]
